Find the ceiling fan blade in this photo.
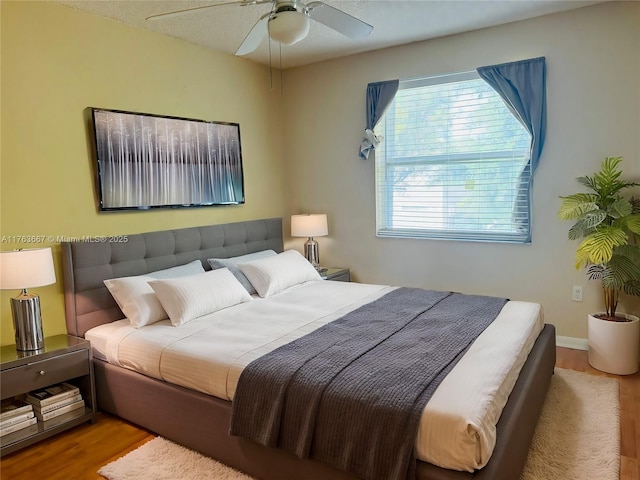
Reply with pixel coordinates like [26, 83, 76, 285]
[306, 1, 373, 39]
[235, 13, 270, 55]
[145, 0, 267, 21]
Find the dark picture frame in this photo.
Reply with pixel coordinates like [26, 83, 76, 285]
[91, 108, 245, 211]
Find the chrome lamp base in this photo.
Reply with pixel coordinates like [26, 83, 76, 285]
[10, 289, 45, 351]
[303, 237, 321, 270]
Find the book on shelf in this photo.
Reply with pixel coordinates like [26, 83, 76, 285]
[0, 416, 37, 437]
[0, 410, 35, 429]
[32, 393, 83, 415]
[0, 422, 38, 447]
[1, 398, 33, 421]
[26, 382, 80, 408]
[41, 407, 86, 431]
[34, 399, 84, 422]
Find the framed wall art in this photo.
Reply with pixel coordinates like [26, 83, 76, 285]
[91, 108, 245, 211]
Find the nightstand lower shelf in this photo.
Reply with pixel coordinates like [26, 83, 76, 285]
[0, 335, 97, 457]
[1, 407, 95, 456]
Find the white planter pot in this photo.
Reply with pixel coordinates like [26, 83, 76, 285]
[588, 312, 640, 375]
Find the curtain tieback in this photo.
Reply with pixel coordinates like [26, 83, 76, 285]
[359, 129, 383, 159]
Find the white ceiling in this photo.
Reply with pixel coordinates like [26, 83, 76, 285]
[53, 0, 603, 69]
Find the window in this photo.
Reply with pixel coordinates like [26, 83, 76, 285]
[375, 71, 532, 243]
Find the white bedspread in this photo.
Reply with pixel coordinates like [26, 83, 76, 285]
[86, 280, 543, 472]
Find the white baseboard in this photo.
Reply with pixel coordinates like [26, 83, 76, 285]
[556, 335, 589, 351]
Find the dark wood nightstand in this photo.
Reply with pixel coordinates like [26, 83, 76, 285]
[0, 334, 97, 456]
[320, 267, 350, 282]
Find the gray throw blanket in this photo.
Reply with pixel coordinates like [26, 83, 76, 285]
[230, 288, 507, 480]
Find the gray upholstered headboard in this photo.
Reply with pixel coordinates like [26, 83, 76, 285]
[62, 218, 283, 337]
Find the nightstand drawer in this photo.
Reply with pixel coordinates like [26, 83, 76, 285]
[328, 272, 350, 282]
[0, 350, 89, 399]
[321, 267, 350, 282]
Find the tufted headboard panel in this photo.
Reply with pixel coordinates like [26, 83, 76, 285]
[62, 218, 283, 337]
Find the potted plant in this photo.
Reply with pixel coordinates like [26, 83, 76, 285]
[558, 156, 640, 374]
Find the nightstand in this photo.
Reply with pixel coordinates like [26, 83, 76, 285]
[320, 267, 350, 282]
[0, 334, 97, 456]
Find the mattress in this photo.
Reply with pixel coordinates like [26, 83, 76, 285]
[86, 280, 544, 472]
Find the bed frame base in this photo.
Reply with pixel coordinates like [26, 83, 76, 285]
[94, 324, 555, 480]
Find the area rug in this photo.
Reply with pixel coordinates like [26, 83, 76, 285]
[98, 368, 619, 480]
[520, 367, 619, 480]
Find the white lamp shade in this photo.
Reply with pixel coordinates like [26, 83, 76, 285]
[291, 214, 328, 238]
[0, 247, 56, 290]
[268, 11, 310, 45]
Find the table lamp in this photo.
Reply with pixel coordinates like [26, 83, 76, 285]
[0, 247, 56, 351]
[291, 214, 328, 269]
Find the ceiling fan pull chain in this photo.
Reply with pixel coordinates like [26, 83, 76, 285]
[280, 43, 284, 96]
[268, 27, 274, 91]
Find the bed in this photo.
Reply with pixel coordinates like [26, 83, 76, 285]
[62, 217, 556, 480]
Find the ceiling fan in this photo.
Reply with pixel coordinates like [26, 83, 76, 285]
[146, 0, 374, 56]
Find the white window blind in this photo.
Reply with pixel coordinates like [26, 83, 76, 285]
[375, 71, 533, 243]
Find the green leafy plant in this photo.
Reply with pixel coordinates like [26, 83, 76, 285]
[558, 157, 640, 320]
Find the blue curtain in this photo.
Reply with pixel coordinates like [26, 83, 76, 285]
[477, 57, 546, 240]
[358, 79, 399, 159]
[477, 56, 547, 173]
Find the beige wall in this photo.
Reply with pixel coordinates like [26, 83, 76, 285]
[0, 1, 287, 344]
[282, 2, 640, 339]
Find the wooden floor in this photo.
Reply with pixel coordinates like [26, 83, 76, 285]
[1, 347, 638, 480]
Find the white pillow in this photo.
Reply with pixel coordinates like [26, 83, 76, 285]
[104, 275, 166, 328]
[207, 250, 277, 295]
[103, 260, 206, 328]
[238, 250, 322, 298]
[148, 268, 252, 326]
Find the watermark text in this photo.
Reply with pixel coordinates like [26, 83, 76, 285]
[1, 235, 129, 244]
